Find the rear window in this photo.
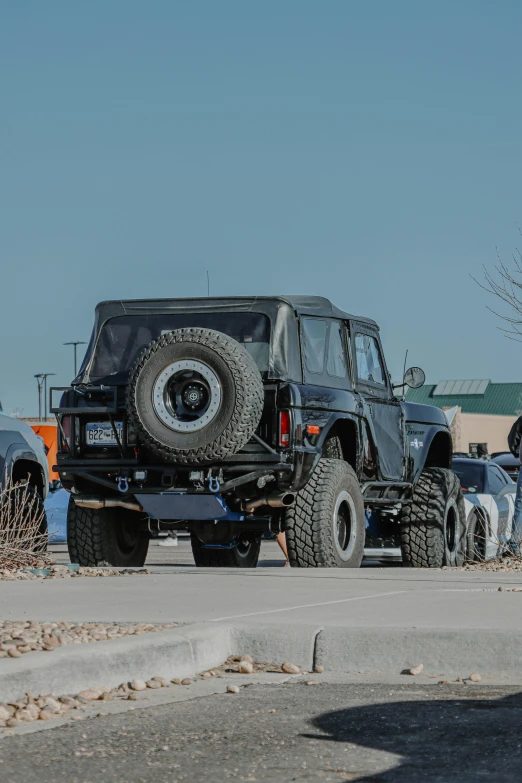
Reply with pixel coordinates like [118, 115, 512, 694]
[88, 312, 271, 381]
[452, 460, 484, 494]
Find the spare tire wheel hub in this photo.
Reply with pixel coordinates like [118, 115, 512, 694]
[152, 359, 222, 432]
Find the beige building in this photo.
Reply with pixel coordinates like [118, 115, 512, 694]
[406, 379, 522, 455]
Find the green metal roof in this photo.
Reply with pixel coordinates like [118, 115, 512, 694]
[405, 381, 522, 417]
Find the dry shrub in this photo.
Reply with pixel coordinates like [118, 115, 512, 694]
[0, 477, 50, 569]
[465, 506, 522, 570]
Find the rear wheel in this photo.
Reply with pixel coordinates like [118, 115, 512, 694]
[190, 534, 261, 567]
[285, 459, 365, 568]
[67, 501, 149, 567]
[400, 468, 466, 568]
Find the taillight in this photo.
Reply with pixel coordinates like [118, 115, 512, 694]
[279, 410, 291, 447]
[60, 416, 71, 450]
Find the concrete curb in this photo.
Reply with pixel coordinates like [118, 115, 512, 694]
[0, 623, 233, 703]
[4, 622, 522, 702]
[314, 627, 522, 677]
[229, 623, 321, 671]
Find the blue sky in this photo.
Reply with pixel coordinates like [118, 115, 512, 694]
[1, 0, 521, 416]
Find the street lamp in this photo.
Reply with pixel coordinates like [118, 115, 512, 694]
[34, 373, 56, 421]
[64, 341, 87, 377]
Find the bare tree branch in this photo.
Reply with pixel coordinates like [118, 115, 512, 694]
[475, 231, 522, 338]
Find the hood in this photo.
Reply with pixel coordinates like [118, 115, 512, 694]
[401, 401, 449, 427]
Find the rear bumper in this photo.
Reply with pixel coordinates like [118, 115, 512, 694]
[54, 458, 293, 496]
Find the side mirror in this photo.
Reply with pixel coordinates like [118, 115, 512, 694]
[404, 367, 425, 390]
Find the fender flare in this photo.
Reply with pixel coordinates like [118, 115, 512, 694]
[317, 413, 360, 469]
[408, 424, 452, 483]
[4, 443, 47, 496]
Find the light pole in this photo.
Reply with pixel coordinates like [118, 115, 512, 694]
[44, 373, 56, 420]
[64, 341, 87, 377]
[34, 375, 44, 421]
[34, 373, 56, 420]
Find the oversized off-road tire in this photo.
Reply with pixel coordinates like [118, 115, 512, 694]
[285, 458, 365, 568]
[467, 508, 487, 562]
[67, 500, 149, 567]
[127, 328, 264, 464]
[400, 468, 466, 568]
[190, 534, 261, 567]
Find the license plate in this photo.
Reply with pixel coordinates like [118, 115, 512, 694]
[86, 422, 123, 446]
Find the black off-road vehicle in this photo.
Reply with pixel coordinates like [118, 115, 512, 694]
[51, 296, 466, 569]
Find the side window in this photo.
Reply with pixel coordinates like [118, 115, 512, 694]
[301, 318, 328, 375]
[355, 333, 385, 385]
[326, 321, 347, 379]
[488, 466, 507, 495]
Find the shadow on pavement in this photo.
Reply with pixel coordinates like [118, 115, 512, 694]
[308, 687, 522, 782]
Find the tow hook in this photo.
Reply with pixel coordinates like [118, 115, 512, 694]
[208, 475, 220, 493]
[117, 476, 130, 493]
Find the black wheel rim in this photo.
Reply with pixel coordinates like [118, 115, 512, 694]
[236, 537, 253, 558]
[152, 359, 222, 433]
[115, 521, 141, 556]
[472, 514, 486, 561]
[445, 502, 457, 553]
[333, 491, 357, 561]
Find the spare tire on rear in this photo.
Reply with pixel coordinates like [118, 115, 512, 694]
[127, 328, 264, 464]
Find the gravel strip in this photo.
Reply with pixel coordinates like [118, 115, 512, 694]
[0, 621, 177, 660]
[445, 556, 522, 573]
[0, 564, 150, 581]
[0, 655, 304, 732]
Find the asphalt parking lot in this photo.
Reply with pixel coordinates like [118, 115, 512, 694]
[48, 536, 399, 569]
[49, 536, 288, 568]
[1, 681, 521, 782]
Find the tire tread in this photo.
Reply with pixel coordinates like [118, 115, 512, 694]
[285, 458, 365, 568]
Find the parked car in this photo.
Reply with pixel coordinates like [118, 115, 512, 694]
[490, 452, 520, 482]
[452, 457, 516, 560]
[0, 412, 49, 545]
[52, 295, 464, 569]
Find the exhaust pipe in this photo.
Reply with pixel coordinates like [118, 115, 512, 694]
[74, 497, 143, 513]
[245, 493, 295, 514]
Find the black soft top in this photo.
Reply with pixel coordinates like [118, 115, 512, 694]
[77, 296, 377, 384]
[92, 295, 377, 326]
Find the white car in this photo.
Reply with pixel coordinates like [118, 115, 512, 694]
[452, 458, 517, 560]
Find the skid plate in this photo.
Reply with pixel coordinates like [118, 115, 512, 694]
[135, 492, 244, 522]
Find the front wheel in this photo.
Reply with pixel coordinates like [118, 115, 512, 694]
[67, 501, 150, 567]
[400, 467, 466, 568]
[285, 459, 366, 568]
[467, 509, 487, 562]
[190, 534, 261, 567]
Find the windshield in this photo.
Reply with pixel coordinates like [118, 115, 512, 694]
[88, 312, 271, 382]
[452, 460, 484, 493]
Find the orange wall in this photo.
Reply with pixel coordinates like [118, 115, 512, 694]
[30, 423, 59, 481]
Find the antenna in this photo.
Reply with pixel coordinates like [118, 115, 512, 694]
[207, 270, 210, 297]
[402, 349, 409, 401]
